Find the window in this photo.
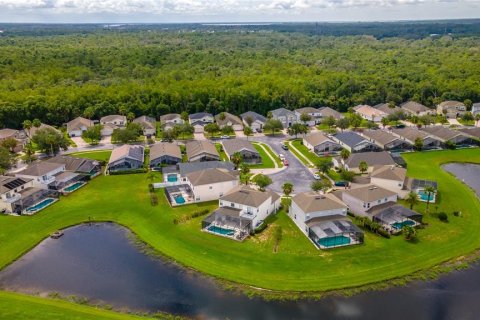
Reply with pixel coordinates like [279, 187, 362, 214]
[231, 202, 235, 207]
[209, 186, 212, 189]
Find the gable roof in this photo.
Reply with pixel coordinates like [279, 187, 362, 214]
[333, 131, 368, 148]
[215, 112, 243, 126]
[304, 132, 335, 147]
[174, 161, 234, 176]
[345, 151, 396, 168]
[391, 127, 430, 142]
[0, 176, 32, 194]
[160, 113, 182, 122]
[0, 129, 20, 140]
[132, 116, 156, 130]
[46, 155, 99, 173]
[186, 168, 237, 186]
[318, 107, 344, 120]
[240, 111, 267, 123]
[100, 115, 127, 123]
[66, 117, 94, 132]
[292, 192, 347, 214]
[185, 140, 219, 160]
[17, 161, 64, 177]
[343, 184, 397, 202]
[373, 103, 401, 115]
[420, 126, 470, 142]
[371, 165, 407, 182]
[150, 142, 182, 161]
[27, 123, 60, 138]
[355, 105, 387, 118]
[456, 127, 480, 139]
[270, 108, 295, 118]
[361, 130, 401, 147]
[221, 186, 279, 207]
[400, 101, 431, 114]
[108, 145, 144, 164]
[438, 100, 465, 109]
[295, 107, 320, 114]
[221, 139, 258, 156]
[189, 112, 213, 121]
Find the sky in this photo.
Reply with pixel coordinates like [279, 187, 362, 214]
[0, 0, 478, 23]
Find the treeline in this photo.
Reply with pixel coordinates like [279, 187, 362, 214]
[0, 30, 479, 129]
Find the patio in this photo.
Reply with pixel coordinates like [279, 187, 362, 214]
[202, 207, 252, 241]
[165, 184, 194, 206]
[307, 217, 364, 249]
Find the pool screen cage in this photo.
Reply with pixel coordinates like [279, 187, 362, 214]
[308, 219, 364, 248]
[202, 208, 252, 233]
[373, 206, 423, 226]
[410, 179, 438, 191]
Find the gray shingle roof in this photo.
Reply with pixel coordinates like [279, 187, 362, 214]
[100, 115, 127, 123]
[46, 155, 99, 174]
[303, 132, 334, 147]
[240, 111, 267, 123]
[150, 142, 182, 161]
[221, 139, 258, 157]
[221, 186, 279, 208]
[292, 192, 347, 214]
[343, 184, 397, 202]
[361, 130, 399, 147]
[420, 126, 469, 142]
[17, 161, 64, 177]
[345, 151, 396, 168]
[132, 116, 156, 130]
[333, 132, 367, 148]
[186, 168, 238, 186]
[0, 176, 32, 194]
[400, 101, 431, 113]
[270, 108, 295, 118]
[108, 145, 144, 164]
[318, 107, 344, 120]
[189, 112, 213, 120]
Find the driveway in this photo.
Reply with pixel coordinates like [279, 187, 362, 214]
[252, 134, 315, 194]
[194, 132, 206, 141]
[71, 136, 89, 148]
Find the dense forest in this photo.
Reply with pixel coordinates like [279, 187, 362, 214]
[0, 22, 479, 129]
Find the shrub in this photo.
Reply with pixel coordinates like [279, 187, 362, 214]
[150, 193, 158, 206]
[254, 222, 268, 234]
[438, 212, 449, 222]
[148, 183, 154, 193]
[453, 211, 461, 217]
[109, 168, 147, 175]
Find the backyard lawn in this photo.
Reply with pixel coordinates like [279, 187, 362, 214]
[290, 139, 321, 165]
[71, 150, 112, 163]
[1, 149, 480, 317]
[249, 142, 275, 169]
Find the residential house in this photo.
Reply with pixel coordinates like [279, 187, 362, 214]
[373, 103, 401, 116]
[26, 123, 60, 138]
[46, 155, 102, 177]
[132, 116, 156, 137]
[340, 184, 398, 217]
[400, 101, 434, 117]
[16, 162, 66, 189]
[107, 145, 144, 173]
[215, 112, 243, 131]
[186, 168, 239, 203]
[390, 127, 441, 150]
[0, 176, 57, 214]
[189, 112, 214, 133]
[318, 107, 344, 120]
[289, 192, 363, 249]
[100, 115, 127, 136]
[472, 103, 480, 117]
[420, 126, 475, 146]
[240, 111, 267, 132]
[270, 108, 296, 128]
[0, 128, 26, 153]
[161, 161, 234, 184]
[303, 132, 342, 155]
[437, 101, 467, 119]
[361, 130, 412, 151]
[202, 186, 280, 240]
[185, 140, 220, 162]
[294, 107, 322, 126]
[66, 117, 94, 137]
[149, 142, 182, 168]
[354, 105, 387, 122]
[457, 127, 480, 140]
[370, 165, 408, 197]
[333, 151, 396, 173]
[331, 131, 380, 153]
[160, 113, 184, 126]
[221, 139, 261, 164]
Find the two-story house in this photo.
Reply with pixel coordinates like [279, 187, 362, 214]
[270, 108, 296, 128]
[437, 101, 467, 119]
[340, 185, 398, 218]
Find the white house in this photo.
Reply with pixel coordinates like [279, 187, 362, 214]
[240, 111, 267, 132]
[354, 105, 387, 123]
[341, 184, 398, 218]
[15, 162, 66, 189]
[294, 107, 322, 126]
[289, 192, 364, 249]
[472, 103, 480, 117]
[186, 168, 239, 203]
[370, 165, 408, 197]
[66, 117, 94, 137]
[270, 108, 296, 128]
[303, 132, 342, 155]
[100, 115, 127, 136]
[437, 101, 467, 119]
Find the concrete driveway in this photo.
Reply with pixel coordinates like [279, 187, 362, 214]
[252, 134, 315, 194]
[71, 136, 89, 148]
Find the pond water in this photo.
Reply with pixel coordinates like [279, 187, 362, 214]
[443, 162, 480, 197]
[0, 163, 479, 320]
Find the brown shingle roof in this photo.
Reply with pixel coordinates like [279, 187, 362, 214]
[185, 140, 219, 160]
[292, 192, 347, 213]
[420, 126, 469, 142]
[303, 132, 334, 147]
[17, 161, 64, 177]
[361, 130, 399, 147]
[371, 165, 406, 182]
[66, 117, 94, 132]
[108, 145, 144, 164]
[215, 112, 243, 127]
[186, 168, 237, 186]
[343, 184, 397, 202]
[221, 139, 257, 157]
[150, 142, 182, 161]
[221, 186, 278, 207]
[345, 151, 395, 168]
[400, 101, 431, 114]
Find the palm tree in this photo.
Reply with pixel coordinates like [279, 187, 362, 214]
[424, 186, 436, 212]
[231, 152, 243, 169]
[405, 191, 419, 210]
[22, 120, 32, 132]
[282, 182, 294, 197]
[358, 161, 368, 174]
[340, 148, 350, 167]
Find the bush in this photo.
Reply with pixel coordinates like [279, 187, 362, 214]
[354, 216, 390, 239]
[453, 211, 461, 217]
[150, 193, 158, 206]
[438, 212, 449, 222]
[148, 183, 154, 193]
[109, 168, 148, 175]
[254, 222, 268, 234]
[175, 209, 210, 224]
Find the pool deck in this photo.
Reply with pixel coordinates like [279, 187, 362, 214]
[203, 223, 248, 242]
[62, 182, 87, 194]
[23, 198, 58, 216]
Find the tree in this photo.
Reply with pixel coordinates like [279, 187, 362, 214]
[336, 118, 350, 131]
[252, 174, 272, 191]
[127, 112, 136, 122]
[204, 123, 220, 138]
[340, 148, 350, 163]
[22, 142, 36, 163]
[282, 182, 294, 196]
[32, 119, 41, 128]
[300, 113, 312, 125]
[243, 126, 253, 137]
[348, 113, 363, 129]
[231, 152, 243, 169]
[414, 137, 424, 151]
[31, 127, 69, 155]
[365, 121, 378, 129]
[263, 119, 283, 135]
[381, 117, 390, 128]
[322, 116, 336, 129]
[287, 123, 308, 138]
[174, 123, 194, 140]
[358, 161, 369, 174]
[245, 116, 254, 127]
[239, 164, 251, 185]
[1, 137, 18, 153]
[180, 111, 189, 122]
[281, 197, 292, 213]
[405, 191, 420, 210]
[22, 120, 32, 131]
[310, 180, 331, 193]
[162, 129, 178, 142]
[476, 114, 480, 126]
[0, 147, 12, 174]
[111, 126, 141, 143]
[83, 107, 95, 119]
[424, 186, 436, 212]
[402, 225, 417, 241]
[127, 122, 143, 136]
[221, 125, 234, 136]
[340, 169, 355, 182]
[316, 158, 333, 175]
[82, 125, 102, 145]
[218, 112, 226, 121]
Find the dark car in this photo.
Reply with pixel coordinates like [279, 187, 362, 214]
[281, 144, 289, 150]
[334, 181, 347, 187]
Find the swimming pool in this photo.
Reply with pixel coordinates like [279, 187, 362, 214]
[207, 225, 235, 236]
[167, 174, 178, 182]
[174, 195, 185, 204]
[63, 182, 85, 193]
[392, 220, 416, 230]
[318, 236, 351, 248]
[26, 198, 56, 213]
[418, 190, 435, 202]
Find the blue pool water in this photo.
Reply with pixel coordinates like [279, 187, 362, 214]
[318, 236, 351, 248]
[418, 190, 435, 202]
[207, 225, 235, 236]
[26, 198, 55, 213]
[167, 174, 178, 182]
[392, 220, 416, 230]
[174, 195, 185, 204]
[64, 182, 85, 193]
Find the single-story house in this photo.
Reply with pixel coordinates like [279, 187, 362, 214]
[160, 113, 184, 126]
[368, 202, 422, 233]
[107, 145, 144, 173]
[150, 142, 182, 167]
[46, 155, 102, 177]
[202, 186, 281, 240]
[354, 105, 387, 122]
[437, 101, 467, 119]
[303, 132, 342, 155]
[390, 127, 441, 150]
[240, 111, 267, 132]
[340, 184, 398, 217]
[457, 127, 480, 140]
[318, 107, 344, 120]
[294, 107, 322, 126]
[189, 112, 214, 133]
[185, 140, 220, 162]
[132, 116, 156, 137]
[221, 139, 261, 164]
[333, 151, 396, 173]
[361, 130, 412, 151]
[161, 161, 234, 183]
[289, 192, 363, 249]
[400, 101, 435, 117]
[66, 117, 94, 137]
[373, 103, 402, 116]
[370, 165, 407, 196]
[0, 128, 26, 153]
[331, 131, 380, 153]
[215, 112, 243, 131]
[420, 126, 475, 146]
[186, 168, 239, 203]
[270, 108, 296, 128]
[26, 123, 61, 138]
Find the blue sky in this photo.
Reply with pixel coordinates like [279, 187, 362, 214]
[0, 0, 478, 23]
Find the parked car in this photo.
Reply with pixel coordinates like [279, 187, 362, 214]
[220, 135, 230, 139]
[283, 159, 289, 166]
[313, 173, 321, 180]
[334, 181, 347, 187]
[281, 144, 289, 150]
[279, 154, 285, 161]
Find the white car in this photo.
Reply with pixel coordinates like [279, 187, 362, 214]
[279, 154, 285, 161]
[313, 173, 321, 180]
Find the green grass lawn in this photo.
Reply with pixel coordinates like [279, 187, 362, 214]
[291, 139, 321, 165]
[215, 143, 229, 161]
[1, 149, 480, 312]
[257, 142, 283, 168]
[249, 143, 275, 169]
[70, 150, 112, 163]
